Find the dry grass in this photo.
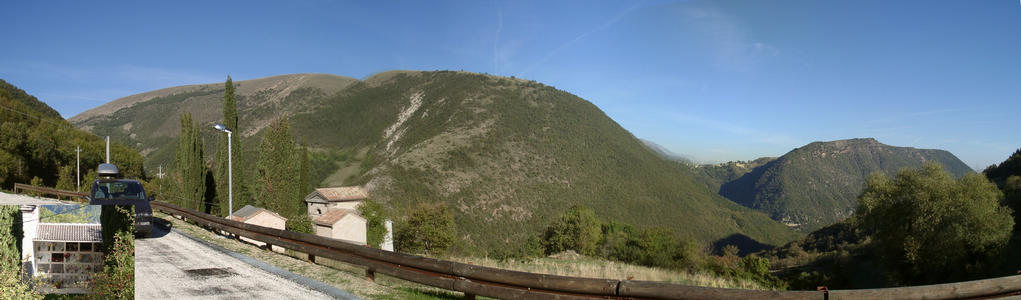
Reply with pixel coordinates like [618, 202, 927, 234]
[445, 255, 769, 290]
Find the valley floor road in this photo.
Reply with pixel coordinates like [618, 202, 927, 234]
[136, 220, 356, 299]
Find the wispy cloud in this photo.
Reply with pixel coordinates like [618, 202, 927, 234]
[676, 4, 779, 72]
[520, 3, 641, 76]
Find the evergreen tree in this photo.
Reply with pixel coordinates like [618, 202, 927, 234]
[256, 117, 308, 231]
[215, 76, 251, 217]
[174, 113, 206, 211]
[298, 144, 310, 200]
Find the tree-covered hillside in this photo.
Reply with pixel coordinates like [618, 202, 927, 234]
[292, 71, 802, 252]
[716, 138, 973, 232]
[0, 79, 144, 190]
[74, 71, 801, 254]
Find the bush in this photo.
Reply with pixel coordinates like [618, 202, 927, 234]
[358, 199, 388, 248]
[544, 205, 602, 256]
[286, 213, 314, 234]
[0, 206, 40, 300]
[87, 230, 134, 299]
[396, 203, 455, 255]
[856, 163, 1013, 284]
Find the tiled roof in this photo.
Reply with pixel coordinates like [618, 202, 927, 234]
[230, 205, 286, 222]
[306, 186, 369, 202]
[314, 209, 358, 226]
[35, 223, 102, 242]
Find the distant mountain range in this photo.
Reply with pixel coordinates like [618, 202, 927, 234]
[70, 71, 801, 253]
[700, 138, 973, 232]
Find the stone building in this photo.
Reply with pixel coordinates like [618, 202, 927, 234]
[305, 186, 368, 245]
[312, 209, 367, 245]
[305, 186, 369, 220]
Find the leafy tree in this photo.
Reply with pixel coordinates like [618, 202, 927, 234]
[215, 76, 252, 217]
[637, 226, 680, 267]
[984, 148, 1021, 187]
[174, 113, 206, 210]
[544, 205, 602, 256]
[396, 203, 455, 255]
[1003, 175, 1021, 230]
[358, 199, 388, 248]
[856, 163, 1013, 284]
[0, 206, 40, 300]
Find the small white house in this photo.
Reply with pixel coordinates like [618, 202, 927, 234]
[312, 209, 367, 245]
[305, 186, 369, 221]
[231, 205, 287, 252]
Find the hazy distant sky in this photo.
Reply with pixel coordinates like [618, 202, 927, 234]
[2, 1, 1019, 170]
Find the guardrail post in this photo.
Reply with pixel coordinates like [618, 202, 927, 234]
[464, 293, 476, 300]
[308, 254, 316, 264]
[366, 268, 376, 283]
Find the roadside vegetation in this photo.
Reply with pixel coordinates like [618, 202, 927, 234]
[766, 162, 1018, 289]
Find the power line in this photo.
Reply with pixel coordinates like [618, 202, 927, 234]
[0, 101, 72, 128]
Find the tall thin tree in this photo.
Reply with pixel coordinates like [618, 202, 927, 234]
[175, 113, 206, 211]
[215, 76, 250, 217]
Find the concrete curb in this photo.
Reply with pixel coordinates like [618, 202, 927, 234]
[156, 221, 362, 300]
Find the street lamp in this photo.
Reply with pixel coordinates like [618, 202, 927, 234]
[213, 123, 233, 220]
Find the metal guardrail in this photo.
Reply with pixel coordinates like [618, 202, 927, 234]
[149, 200, 1021, 300]
[10, 183, 1021, 299]
[13, 183, 87, 200]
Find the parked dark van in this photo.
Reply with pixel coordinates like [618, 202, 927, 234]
[87, 163, 154, 237]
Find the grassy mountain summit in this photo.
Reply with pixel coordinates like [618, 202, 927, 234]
[714, 138, 973, 232]
[71, 73, 357, 171]
[72, 70, 800, 253]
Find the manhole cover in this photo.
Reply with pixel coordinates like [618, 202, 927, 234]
[184, 267, 234, 276]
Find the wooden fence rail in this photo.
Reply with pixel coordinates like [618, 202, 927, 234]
[147, 200, 1021, 300]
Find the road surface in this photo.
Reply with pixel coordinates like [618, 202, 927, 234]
[135, 219, 357, 299]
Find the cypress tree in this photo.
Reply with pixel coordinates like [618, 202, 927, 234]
[298, 144, 310, 200]
[256, 117, 311, 233]
[175, 113, 206, 211]
[215, 76, 251, 217]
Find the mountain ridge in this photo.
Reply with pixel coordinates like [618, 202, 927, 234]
[71, 70, 801, 253]
[711, 137, 973, 232]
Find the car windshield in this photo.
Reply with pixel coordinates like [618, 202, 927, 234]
[92, 181, 146, 200]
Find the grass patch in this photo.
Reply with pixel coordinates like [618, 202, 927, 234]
[445, 255, 769, 290]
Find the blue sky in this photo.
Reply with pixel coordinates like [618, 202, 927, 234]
[2, 1, 1019, 170]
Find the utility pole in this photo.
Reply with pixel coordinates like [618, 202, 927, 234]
[157, 164, 165, 197]
[75, 145, 81, 192]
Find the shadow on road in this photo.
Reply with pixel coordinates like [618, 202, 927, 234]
[140, 217, 173, 239]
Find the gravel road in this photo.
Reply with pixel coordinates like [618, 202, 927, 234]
[135, 220, 357, 299]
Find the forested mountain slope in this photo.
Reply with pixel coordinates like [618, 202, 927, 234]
[714, 138, 972, 232]
[73, 71, 801, 252]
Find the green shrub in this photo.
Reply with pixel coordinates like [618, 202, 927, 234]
[396, 203, 455, 255]
[87, 230, 134, 299]
[857, 163, 1013, 284]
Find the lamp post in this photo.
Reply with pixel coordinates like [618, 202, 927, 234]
[213, 123, 233, 220]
